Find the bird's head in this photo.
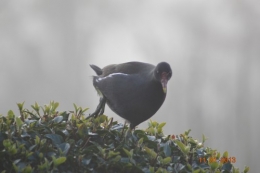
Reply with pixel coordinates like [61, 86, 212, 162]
[154, 62, 172, 93]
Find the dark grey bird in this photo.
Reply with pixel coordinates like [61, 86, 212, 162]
[89, 61, 172, 129]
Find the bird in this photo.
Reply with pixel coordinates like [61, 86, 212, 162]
[89, 61, 172, 129]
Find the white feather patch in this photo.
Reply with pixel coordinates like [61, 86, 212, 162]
[96, 73, 128, 82]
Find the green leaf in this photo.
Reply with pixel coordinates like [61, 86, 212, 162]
[112, 155, 121, 163]
[57, 143, 70, 155]
[17, 102, 25, 111]
[143, 147, 157, 160]
[243, 166, 250, 173]
[209, 161, 219, 170]
[82, 156, 92, 166]
[222, 151, 228, 158]
[151, 120, 158, 127]
[77, 123, 88, 138]
[3, 139, 12, 147]
[12, 163, 18, 172]
[192, 169, 201, 173]
[31, 102, 40, 112]
[123, 148, 132, 158]
[52, 116, 63, 123]
[53, 157, 66, 166]
[15, 117, 23, 129]
[162, 157, 171, 165]
[52, 102, 59, 111]
[175, 140, 188, 155]
[96, 145, 105, 157]
[42, 105, 50, 115]
[22, 165, 32, 173]
[45, 134, 63, 145]
[98, 115, 107, 123]
[161, 142, 171, 157]
[107, 150, 120, 159]
[82, 107, 89, 113]
[7, 110, 15, 119]
[158, 122, 166, 129]
[34, 135, 40, 145]
[149, 166, 155, 173]
[202, 134, 207, 144]
[37, 158, 50, 171]
[73, 103, 78, 113]
[138, 138, 143, 146]
[216, 151, 221, 159]
[232, 167, 240, 173]
[184, 129, 191, 136]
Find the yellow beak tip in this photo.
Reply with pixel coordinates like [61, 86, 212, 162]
[163, 88, 167, 93]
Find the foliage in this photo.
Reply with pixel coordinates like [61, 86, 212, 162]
[0, 101, 249, 173]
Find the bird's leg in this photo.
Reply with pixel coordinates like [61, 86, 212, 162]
[121, 123, 138, 143]
[125, 127, 133, 139]
[88, 97, 106, 118]
[120, 121, 127, 139]
[99, 97, 106, 115]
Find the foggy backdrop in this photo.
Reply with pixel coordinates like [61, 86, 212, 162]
[1, 0, 259, 172]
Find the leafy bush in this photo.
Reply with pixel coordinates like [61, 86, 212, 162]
[0, 101, 249, 173]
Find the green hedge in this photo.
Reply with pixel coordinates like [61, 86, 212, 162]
[0, 101, 249, 173]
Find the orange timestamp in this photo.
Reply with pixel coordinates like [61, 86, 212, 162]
[199, 157, 236, 164]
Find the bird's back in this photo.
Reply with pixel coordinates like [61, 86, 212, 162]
[94, 61, 155, 77]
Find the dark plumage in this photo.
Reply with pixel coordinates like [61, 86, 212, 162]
[89, 61, 172, 129]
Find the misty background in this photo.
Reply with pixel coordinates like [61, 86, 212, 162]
[1, 0, 259, 172]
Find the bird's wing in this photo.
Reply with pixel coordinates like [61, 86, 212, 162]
[93, 73, 144, 100]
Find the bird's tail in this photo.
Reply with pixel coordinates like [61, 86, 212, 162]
[90, 64, 102, 75]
